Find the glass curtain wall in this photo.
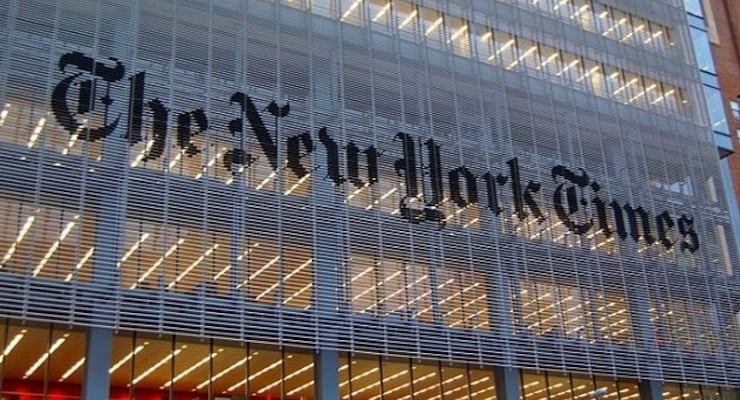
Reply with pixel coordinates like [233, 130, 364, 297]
[339, 354, 496, 400]
[0, 320, 87, 400]
[109, 331, 315, 400]
[0, 319, 736, 400]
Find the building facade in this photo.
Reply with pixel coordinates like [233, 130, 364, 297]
[0, 0, 737, 399]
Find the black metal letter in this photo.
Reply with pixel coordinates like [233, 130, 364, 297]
[286, 131, 314, 179]
[125, 71, 146, 145]
[347, 141, 379, 188]
[318, 128, 344, 185]
[483, 172, 508, 216]
[424, 138, 445, 207]
[655, 211, 675, 250]
[229, 92, 280, 171]
[678, 215, 699, 253]
[552, 165, 592, 235]
[449, 166, 478, 208]
[141, 99, 169, 162]
[177, 109, 208, 157]
[51, 52, 125, 142]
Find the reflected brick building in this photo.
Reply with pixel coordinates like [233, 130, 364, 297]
[704, 0, 740, 214]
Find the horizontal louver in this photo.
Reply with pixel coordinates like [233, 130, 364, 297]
[0, 0, 736, 387]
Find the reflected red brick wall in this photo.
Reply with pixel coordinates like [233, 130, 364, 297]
[710, 0, 740, 207]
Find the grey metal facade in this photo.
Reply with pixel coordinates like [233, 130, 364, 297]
[0, 0, 737, 388]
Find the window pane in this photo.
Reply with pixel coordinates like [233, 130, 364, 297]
[685, 0, 703, 16]
[2, 322, 86, 399]
[690, 27, 716, 74]
[704, 86, 730, 134]
[730, 101, 740, 119]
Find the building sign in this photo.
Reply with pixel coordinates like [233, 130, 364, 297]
[50, 52, 700, 254]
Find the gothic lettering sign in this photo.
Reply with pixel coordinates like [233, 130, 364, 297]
[51, 52, 700, 254]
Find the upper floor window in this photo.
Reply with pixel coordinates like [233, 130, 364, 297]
[730, 100, 740, 119]
[690, 27, 716, 74]
[685, 0, 703, 16]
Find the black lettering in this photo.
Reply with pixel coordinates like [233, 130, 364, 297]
[318, 128, 344, 185]
[655, 211, 675, 250]
[125, 71, 145, 145]
[449, 166, 478, 208]
[223, 148, 250, 173]
[51, 52, 125, 142]
[394, 132, 419, 197]
[589, 181, 614, 238]
[224, 93, 256, 172]
[78, 80, 94, 114]
[347, 141, 379, 188]
[609, 200, 629, 240]
[177, 109, 208, 157]
[142, 99, 169, 162]
[509, 158, 543, 221]
[286, 131, 314, 179]
[482, 172, 507, 216]
[229, 93, 280, 171]
[552, 165, 592, 234]
[57, 52, 126, 83]
[395, 132, 423, 223]
[678, 215, 699, 253]
[508, 158, 524, 219]
[622, 204, 656, 245]
[523, 180, 544, 221]
[424, 138, 444, 207]
[609, 200, 656, 245]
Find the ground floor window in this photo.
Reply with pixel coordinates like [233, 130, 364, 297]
[0, 319, 87, 399]
[0, 319, 737, 400]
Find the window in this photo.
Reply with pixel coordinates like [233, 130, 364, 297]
[690, 27, 716, 74]
[730, 100, 740, 119]
[685, 0, 703, 16]
[704, 86, 729, 133]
